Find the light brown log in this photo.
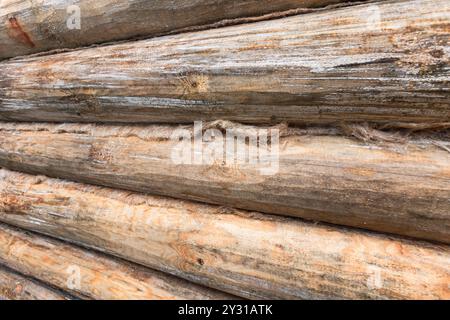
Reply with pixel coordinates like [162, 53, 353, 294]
[0, 223, 234, 300]
[0, 0, 349, 60]
[0, 169, 448, 300]
[0, 0, 449, 125]
[0, 265, 71, 300]
[0, 122, 449, 243]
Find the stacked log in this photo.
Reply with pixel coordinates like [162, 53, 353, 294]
[0, 169, 448, 300]
[0, 122, 448, 243]
[0, 0, 449, 301]
[0, 223, 235, 300]
[0, 266, 72, 300]
[0, 0, 349, 60]
[0, 0, 448, 125]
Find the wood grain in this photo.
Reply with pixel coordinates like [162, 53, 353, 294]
[0, 0, 448, 125]
[0, 0, 348, 60]
[0, 122, 448, 243]
[0, 223, 234, 300]
[0, 169, 448, 299]
[0, 265, 71, 300]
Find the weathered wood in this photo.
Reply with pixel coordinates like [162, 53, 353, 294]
[0, 0, 349, 60]
[0, 122, 449, 243]
[0, 0, 449, 125]
[0, 223, 234, 300]
[0, 265, 71, 300]
[0, 169, 448, 300]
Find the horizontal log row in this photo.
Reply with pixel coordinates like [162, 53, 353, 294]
[0, 0, 348, 60]
[0, 122, 448, 243]
[0, 168, 448, 299]
[0, 265, 71, 300]
[0, 0, 449, 125]
[0, 223, 234, 300]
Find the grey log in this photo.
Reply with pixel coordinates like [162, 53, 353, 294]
[0, 0, 349, 60]
[0, 0, 449, 125]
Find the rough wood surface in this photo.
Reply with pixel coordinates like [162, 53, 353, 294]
[0, 0, 448, 125]
[0, 0, 348, 60]
[0, 265, 71, 300]
[0, 122, 449, 243]
[0, 223, 234, 300]
[0, 169, 448, 300]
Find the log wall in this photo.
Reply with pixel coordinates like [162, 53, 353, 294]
[0, 223, 234, 300]
[0, 0, 448, 124]
[0, 169, 448, 299]
[0, 123, 448, 243]
[0, 265, 71, 300]
[0, 0, 348, 60]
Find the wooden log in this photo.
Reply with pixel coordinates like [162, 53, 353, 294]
[0, 265, 71, 300]
[0, 223, 234, 300]
[0, 0, 449, 125]
[0, 0, 349, 60]
[0, 122, 449, 243]
[0, 169, 448, 300]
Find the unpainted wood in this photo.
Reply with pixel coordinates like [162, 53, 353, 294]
[0, 265, 71, 300]
[0, 0, 448, 125]
[0, 169, 448, 299]
[0, 223, 234, 300]
[0, 0, 347, 60]
[0, 122, 448, 243]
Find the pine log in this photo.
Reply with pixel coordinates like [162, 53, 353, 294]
[0, 223, 234, 300]
[0, 0, 349, 60]
[0, 265, 71, 300]
[0, 169, 448, 299]
[0, 0, 449, 125]
[0, 123, 449, 243]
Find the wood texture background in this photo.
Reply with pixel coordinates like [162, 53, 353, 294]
[0, 0, 448, 125]
[0, 265, 71, 300]
[0, 169, 448, 300]
[0, 0, 348, 60]
[0, 123, 448, 243]
[0, 0, 448, 301]
[0, 223, 234, 300]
